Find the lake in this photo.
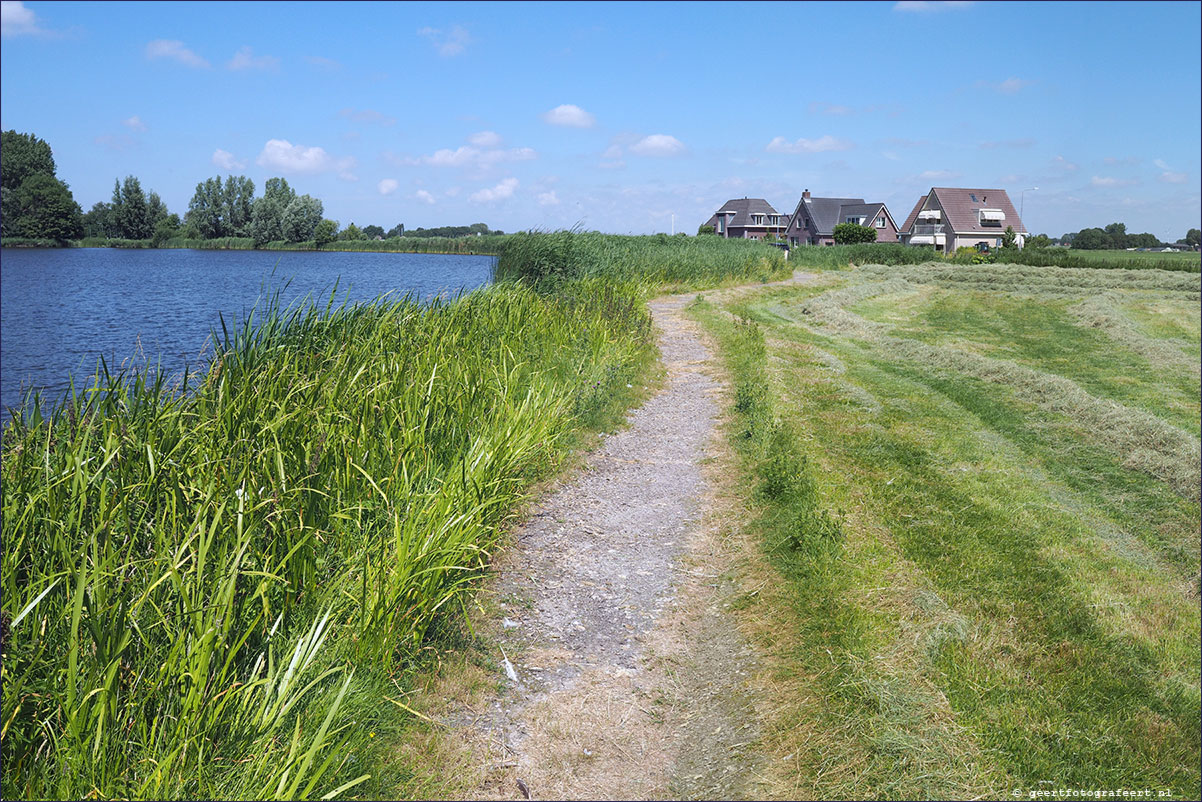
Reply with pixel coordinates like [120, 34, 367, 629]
[0, 248, 495, 421]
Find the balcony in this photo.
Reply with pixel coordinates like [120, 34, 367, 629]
[912, 224, 945, 236]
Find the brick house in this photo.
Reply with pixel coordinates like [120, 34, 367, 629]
[703, 198, 787, 240]
[783, 190, 900, 246]
[898, 187, 1026, 253]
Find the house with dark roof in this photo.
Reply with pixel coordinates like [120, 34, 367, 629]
[703, 198, 787, 240]
[898, 187, 1026, 253]
[783, 190, 900, 246]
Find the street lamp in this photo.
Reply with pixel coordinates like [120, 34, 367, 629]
[1020, 187, 1038, 224]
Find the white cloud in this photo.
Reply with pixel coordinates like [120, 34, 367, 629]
[538, 190, 560, 206]
[306, 55, 342, 71]
[256, 139, 355, 177]
[411, 145, 536, 170]
[630, 134, 685, 157]
[418, 25, 471, 57]
[146, 39, 210, 68]
[765, 135, 852, 154]
[414, 189, 436, 204]
[212, 149, 247, 170]
[541, 104, 596, 128]
[123, 115, 147, 132]
[340, 107, 396, 126]
[1, 1, 44, 37]
[1158, 172, 1188, 184]
[1053, 155, 1078, 171]
[377, 178, 399, 195]
[470, 177, 519, 203]
[894, 1, 973, 11]
[919, 169, 961, 180]
[469, 130, 502, 147]
[976, 76, 1033, 94]
[228, 45, 279, 71]
[1153, 158, 1171, 171]
[1091, 175, 1137, 187]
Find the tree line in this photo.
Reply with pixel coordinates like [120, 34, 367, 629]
[1052, 223, 1200, 250]
[2, 129, 503, 246]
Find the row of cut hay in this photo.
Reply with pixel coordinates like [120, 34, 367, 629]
[0, 278, 652, 800]
[857, 261, 1202, 296]
[790, 279, 1201, 499]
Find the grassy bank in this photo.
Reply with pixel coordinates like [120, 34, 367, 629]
[691, 263, 1201, 798]
[0, 232, 783, 800]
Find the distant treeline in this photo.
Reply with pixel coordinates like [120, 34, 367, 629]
[1, 129, 503, 249]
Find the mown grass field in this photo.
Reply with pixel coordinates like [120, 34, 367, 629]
[691, 261, 1201, 799]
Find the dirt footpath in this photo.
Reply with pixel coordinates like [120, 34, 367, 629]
[450, 292, 766, 801]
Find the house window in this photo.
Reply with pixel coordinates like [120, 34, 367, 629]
[876, 216, 885, 228]
[718, 217, 725, 234]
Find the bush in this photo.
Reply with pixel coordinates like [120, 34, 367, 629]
[832, 222, 878, 244]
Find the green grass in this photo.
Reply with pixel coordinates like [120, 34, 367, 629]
[691, 265, 1201, 799]
[496, 229, 788, 288]
[0, 232, 778, 800]
[782, 242, 1200, 273]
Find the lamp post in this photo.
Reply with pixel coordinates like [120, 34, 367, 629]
[1020, 187, 1038, 224]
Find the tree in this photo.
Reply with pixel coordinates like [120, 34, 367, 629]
[832, 222, 877, 244]
[1002, 225, 1017, 249]
[223, 175, 255, 237]
[281, 194, 323, 242]
[1, 131, 83, 240]
[115, 175, 152, 239]
[82, 202, 118, 238]
[1185, 229, 1201, 248]
[11, 173, 83, 240]
[313, 219, 338, 247]
[385, 223, 405, 238]
[1, 130, 56, 192]
[1103, 222, 1128, 250]
[249, 177, 296, 245]
[1072, 227, 1109, 250]
[697, 224, 715, 235]
[1027, 233, 1052, 249]
[338, 222, 366, 241]
[1128, 232, 1160, 249]
[361, 224, 385, 240]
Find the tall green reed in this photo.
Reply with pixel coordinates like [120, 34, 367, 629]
[1, 278, 652, 799]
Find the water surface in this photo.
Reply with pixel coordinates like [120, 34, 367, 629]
[0, 248, 495, 419]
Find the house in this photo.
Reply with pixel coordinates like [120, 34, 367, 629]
[703, 198, 788, 240]
[898, 187, 1026, 253]
[783, 190, 900, 246]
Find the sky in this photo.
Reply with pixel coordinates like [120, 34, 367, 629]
[2, 0, 1199, 240]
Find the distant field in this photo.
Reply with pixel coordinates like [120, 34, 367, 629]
[693, 263, 1201, 799]
[1069, 248, 1201, 267]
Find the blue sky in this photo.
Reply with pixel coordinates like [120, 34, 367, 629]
[2, 0, 1199, 239]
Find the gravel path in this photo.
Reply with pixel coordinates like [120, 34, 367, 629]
[451, 291, 764, 800]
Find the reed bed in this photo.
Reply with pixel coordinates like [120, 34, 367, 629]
[260, 236, 509, 255]
[0, 278, 653, 799]
[496, 230, 788, 287]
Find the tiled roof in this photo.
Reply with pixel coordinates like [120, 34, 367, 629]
[930, 188, 1026, 234]
[800, 196, 866, 235]
[711, 198, 781, 228]
[837, 202, 885, 220]
[900, 194, 927, 233]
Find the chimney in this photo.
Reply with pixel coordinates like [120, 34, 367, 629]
[802, 189, 811, 200]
